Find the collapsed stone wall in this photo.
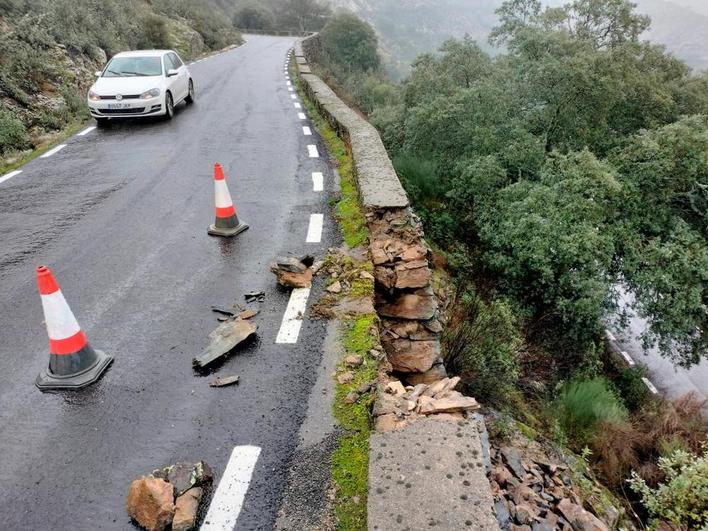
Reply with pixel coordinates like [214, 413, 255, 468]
[295, 36, 447, 386]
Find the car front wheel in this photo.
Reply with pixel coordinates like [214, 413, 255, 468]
[185, 80, 195, 104]
[164, 92, 174, 120]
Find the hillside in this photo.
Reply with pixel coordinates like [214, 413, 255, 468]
[332, 0, 708, 78]
[0, 0, 241, 165]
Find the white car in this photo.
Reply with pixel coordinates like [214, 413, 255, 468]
[87, 50, 194, 125]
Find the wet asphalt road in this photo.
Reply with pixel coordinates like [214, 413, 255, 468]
[0, 36, 338, 530]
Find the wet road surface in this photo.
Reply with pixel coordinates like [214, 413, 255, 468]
[0, 36, 337, 530]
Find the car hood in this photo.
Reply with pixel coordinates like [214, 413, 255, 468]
[91, 76, 164, 96]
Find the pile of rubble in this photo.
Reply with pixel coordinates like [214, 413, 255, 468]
[126, 461, 212, 531]
[367, 208, 448, 385]
[373, 376, 480, 431]
[490, 446, 613, 531]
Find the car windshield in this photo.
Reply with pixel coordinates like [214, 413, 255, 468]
[103, 56, 162, 77]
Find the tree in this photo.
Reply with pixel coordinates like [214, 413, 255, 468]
[489, 0, 542, 46]
[232, 4, 275, 31]
[319, 13, 379, 73]
[279, 0, 331, 33]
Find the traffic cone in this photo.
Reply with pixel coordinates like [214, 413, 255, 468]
[35, 266, 113, 390]
[208, 163, 249, 237]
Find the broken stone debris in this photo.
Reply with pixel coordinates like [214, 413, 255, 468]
[244, 291, 265, 302]
[270, 256, 314, 288]
[127, 462, 213, 531]
[326, 280, 342, 293]
[193, 319, 257, 369]
[238, 309, 258, 320]
[372, 376, 479, 432]
[210, 305, 235, 317]
[209, 375, 239, 387]
[489, 441, 616, 531]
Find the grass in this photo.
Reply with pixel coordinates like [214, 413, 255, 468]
[0, 120, 89, 176]
[292, 57, 377, 531]
[291, 60, 368, 248]
[332, 314, 379, 531]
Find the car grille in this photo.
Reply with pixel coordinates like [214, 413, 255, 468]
[98, 95, 141, 100]
[99, 107, 145, 114]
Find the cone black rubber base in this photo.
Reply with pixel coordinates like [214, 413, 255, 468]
[36, 349, 113, 390]
[208, 221, 249, 237]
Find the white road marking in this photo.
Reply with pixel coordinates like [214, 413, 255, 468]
[290, 94, 297, 100]
[276, 288, 311, 344]
[288, 87, 294, 92]
[200, 446, 261, 531]
[286, 81, 292, 86]
[77, 126, 96, 136]
[312, 172, 323, 192]
[620, 351, 636, 366]
[303, 126, 312, 136]
[642, 377, 659, 395]
[0, 170, 22, 186]
[307, 144, 319, 158]
[605, 330, 616, 342]
[294, 102, 302, 109]
[40, 144, 67, 158]
[306, 213, 324, 243]
[298, 112, 306, 120]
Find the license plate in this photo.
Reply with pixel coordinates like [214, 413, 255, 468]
[107, 103, 131, 109]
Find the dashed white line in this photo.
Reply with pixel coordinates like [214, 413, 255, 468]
[605, 330, 617, 342]
[294, 102, 302, 109]
[77, 126, 96, 136]
[306, 213, 324, 243]
[276, 288, 311, 344]
[0, 170, 22, 186]
[307, 144, 319, 158]
[642, 377, 659, 395]
[303, 126, 312, 136]
[298, 112, 306, 120]
[286, 81, 292, 86]
[200, 446, 261, 531]
[40, 144, 66, 158]
[288, 87, 294, 92]
[312, 172, 323, 192]
[290, 94, 297, 100]
[620, 351, 636, 366]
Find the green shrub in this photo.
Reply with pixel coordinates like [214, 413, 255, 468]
[320, 13, 380, 74]
[232, 4, 275, 31]
[0, 108, 30, 155]
[444, 287, 521, 404]
[553, 377, 627, 447]
[615, 365, 650, 412]
[393, 152, 443, 206]
[628, 445, 708, 530]
[139, 13, 172, 49]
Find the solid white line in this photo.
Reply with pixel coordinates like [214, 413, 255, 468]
[303, 126, 312, 136]
[298, 112, 306, 120]
[312, 172, 323, 192]
[77, 126, 96, 137]
[200, 446, 261, 531]
[307, 145, 319, 158]
[276, 287, 311, 344]
[642, 377, 659, 395]
[306, 213, 324, 243]
[0, 170, 22, 186]
[294, 102, 302, 109]
[40, 144, 66, 158]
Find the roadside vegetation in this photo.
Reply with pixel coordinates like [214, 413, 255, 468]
[311, 1, 708, 528]
[0, 0, 242, 171]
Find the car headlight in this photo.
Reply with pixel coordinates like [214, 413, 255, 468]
[140, 88, 161, 99]
[88, 90, 100, 102]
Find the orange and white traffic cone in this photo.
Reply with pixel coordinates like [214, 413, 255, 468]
[207, 163, 249, 237]
[35, 266, 112, 390]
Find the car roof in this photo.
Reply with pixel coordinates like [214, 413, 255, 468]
[111, 50, 175, 58]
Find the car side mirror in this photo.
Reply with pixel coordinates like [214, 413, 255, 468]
[166, 69, 178, 77]
[94, 71, 102, 77]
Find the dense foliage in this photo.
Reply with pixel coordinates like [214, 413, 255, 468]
[367, 0, 707, 368]
[0, 0, 241, 160]
[232, 0, 331, 33]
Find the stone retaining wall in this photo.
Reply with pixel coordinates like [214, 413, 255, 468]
[295, 36, 447, 385]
